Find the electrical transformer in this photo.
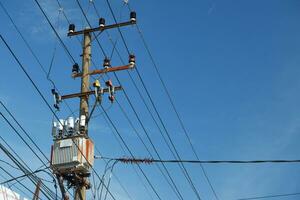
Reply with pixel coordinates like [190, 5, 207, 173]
[50, 137, 94, 174]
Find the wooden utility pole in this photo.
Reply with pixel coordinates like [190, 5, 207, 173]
[51, 12, 137, 200]
[75, 31, 91, 200]
[32, 180, 41, 200]
[79, 31, 91, 132]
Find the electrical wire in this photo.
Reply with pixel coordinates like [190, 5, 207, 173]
[0, 107, 59, 199]
[75, 0, 107, 57]
[98, 157, 300, 165]
[0, 159, 21, 171]
[0, 167, 40, 200]
[0, 173, 32, 200]
[103, 1, 202, 198]
[28, 1, 140, 198]
[0, 34, 117, 200]
[113, 98, 184, 200]
[33, 0, 76, 64]
[95, 146, 136, 200]
[0, 142, 54, 200]
[125, 2, 221, 199]
[90, 3, 186, 198]
[0, 167, 49, 185]
[236, 192, 300, 200]
[100, 71, 185, 200]
[0, 1, 76, 117]
[72, 2, 169, 199]
[100, 104, 163, 200]
[0, 115, 57, 199]
[0, 101, 49, 163]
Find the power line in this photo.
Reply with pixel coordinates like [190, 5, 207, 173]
[0, 141, 55, 199]
[0, 167, 41, 200]
[0, 34, 116, 200]
[32, 1, 155, 199]
[74, 0, 107, 57]
[98, 157, 300, 165]
[0, 1, 76, 117]
[0, 172, 33, 200]
[100, 104, 163, 200]
[33, 0, 76, 64]
[97, 113, 156, 200]
[0, 111, 57, 199]
[236, 192, 300, 200]
[1, 167, 49, 185]
[113, 98, 184, 200]
[125, 2, 220, 199]
[103, 70, 186, 200]
[73, 2, 169, 199]
[104, 1, 203, 199]
[0, 101, 49, 163]
[89, 2, 187, 199]
[94, 147, 136, 200]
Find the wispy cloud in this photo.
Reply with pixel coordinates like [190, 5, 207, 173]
[16, 0, 85, 42]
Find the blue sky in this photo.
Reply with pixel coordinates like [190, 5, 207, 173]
[0, 0, 300, 200]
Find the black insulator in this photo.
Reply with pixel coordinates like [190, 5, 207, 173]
[130, 11, 136, 22]
[72, 63, 79, 73]
[99, 18, 105, 27]
[103, 57, 110, 68]
[69, 24, 75, 33]
[129, 54, 136, 65]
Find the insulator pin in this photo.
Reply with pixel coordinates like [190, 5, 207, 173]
[68, 24, 75, 33]
[99, 18, 105, 28]
[130, 11, 136, 22]
[103, 57, 110, 69]
[129, 54, 136, 66]
[72, 63, 79, 75]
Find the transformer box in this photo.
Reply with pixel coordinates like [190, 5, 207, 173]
[50, 137, 94, 174]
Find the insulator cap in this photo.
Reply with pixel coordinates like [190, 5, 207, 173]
[105, 80, 113, 87]
[69, 24, 75, 33]
[72, 63, 79, 73]
[130, 11, 136, 22]
[129, 54, 136, 65]
[99, 18, 105, 27]
[103, 57, 110, 68]
[93, 80, 100, 88]
[109, 95, 115, 102]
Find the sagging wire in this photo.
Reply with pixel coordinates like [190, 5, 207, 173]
[91, 171, 97, 200]
[0, 168, 37, 199]
[90, 104, 113, 119]
[97, 159, 119, 200]
[46, 8, 63, 89]
[0, 173, 27, 199]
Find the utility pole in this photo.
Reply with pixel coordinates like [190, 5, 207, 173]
[79, 32, 91, 124]
[50, 11, 137, 200]
[32, 180, 41, 200]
